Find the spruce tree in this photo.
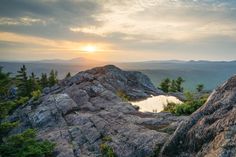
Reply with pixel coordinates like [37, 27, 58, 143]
[160, 78, 170, 93]
[196, 84, 204, 92]
[175, 77, 184, 92]
[40, 73, 48, 88]
[16, 65, 29, 96]
[48, 70, 58, 87]
[169, 80, 177, 92]
[0, 67, 11, 99]
[28, 72, 40, 93]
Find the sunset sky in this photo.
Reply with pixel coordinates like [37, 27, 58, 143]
[0, 0, 236, 62]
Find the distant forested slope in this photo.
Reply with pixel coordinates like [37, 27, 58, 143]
[1, 60, 236, 90]
[124, 61, 236, 90]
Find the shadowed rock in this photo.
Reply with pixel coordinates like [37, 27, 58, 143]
[160, 75, 236, 157]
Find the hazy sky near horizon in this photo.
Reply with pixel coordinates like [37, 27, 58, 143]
[0, 0, 236, 61]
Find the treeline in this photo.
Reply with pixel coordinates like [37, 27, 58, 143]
[12, 65, 58, 98]
[0, 65, 63, 157]
[1, 65, 72, 100]
[0, 64, 70, 122]
[159, 77, 204, 93]
[159, 77, 185, 93]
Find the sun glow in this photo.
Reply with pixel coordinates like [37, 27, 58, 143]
[83, 45, 97, 53]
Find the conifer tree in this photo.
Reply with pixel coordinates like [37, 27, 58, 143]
[48, 70, 58, 87]
[175, 77, 185, 92]
[196, 84, 204, 92]
[160, 78, 170, 93]
[16, 65, 29, 96]
[65, 72, 71, 79]
[0, 67, 11, 99]
[169, 80, 177, 92]
[28, 72, 40, 93]
[40, 73, 48, 88]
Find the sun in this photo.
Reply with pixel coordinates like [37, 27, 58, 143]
[83, 45, 97, 53]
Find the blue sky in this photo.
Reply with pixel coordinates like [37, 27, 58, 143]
[0, 0, 236, 61]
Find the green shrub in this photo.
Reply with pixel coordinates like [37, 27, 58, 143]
[174, 99, 204, 116]
[163, 93, 208, 116]
[0, 129, 55, 157]
[0, 101, 17, 119]
[0, 122, 19, 134]
[116, 90, 130, 101]
[0, 121, 19, 142]
[174, 103, 193, 116]
[163, 102, 177, 113]
[0, 97, 29, 119]
[31, 90, 41, 100]
[184, 91, 194, 102]
[15, 97, 29, 106]
[100, 143, 116, 157]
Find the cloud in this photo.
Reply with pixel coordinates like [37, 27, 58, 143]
[1, 0, 236, 42]
[69, 26, 106, 37]
[0, 0, 106, 41]
[0, 0, 102, 19]
[0, 31, 111, 51]
[0, 0, 104, 29]
[0, 0, 236, 61]
[0, 17, 46, 26]
[92, 0, 236, 42]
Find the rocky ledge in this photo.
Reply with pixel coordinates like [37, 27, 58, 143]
[160, 75, 236, 157]
[8, 65, 186, 157]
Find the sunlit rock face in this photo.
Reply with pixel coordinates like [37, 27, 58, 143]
[131, 95, 182, 113]
[9, 65, 186, 157]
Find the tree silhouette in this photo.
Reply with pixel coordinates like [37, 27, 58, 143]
[160, 78, 171, 93]
[0, 67, 11, 99]
[175, 77, 185, 92]
[48, 70, 58, 87]
[65, 72, 71, 79]
[196, 84, 204, 92]
[16, 65, 29, 96]
[40, 73, 48, 88]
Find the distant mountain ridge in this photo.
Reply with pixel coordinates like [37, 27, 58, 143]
[2, 57, 236, 64]
[1, 58, 236, 90]
[37, 57, 104, 64]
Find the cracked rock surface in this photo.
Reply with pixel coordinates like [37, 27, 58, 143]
[160, 75, 236, 157]
[9, 65, 187, 157]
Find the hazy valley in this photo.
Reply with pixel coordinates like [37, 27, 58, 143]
[2, 59, 236, 90]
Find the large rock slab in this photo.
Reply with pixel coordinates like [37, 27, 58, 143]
[160, 75, 236, 157]
[9, 65, 185, 157]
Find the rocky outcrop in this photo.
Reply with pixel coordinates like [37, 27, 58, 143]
[59, 65, 163, 101]
[9, 65, 186, 157]
[160, 75, 236, 157]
